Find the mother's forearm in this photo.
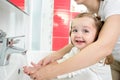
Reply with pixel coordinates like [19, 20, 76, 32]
[50, 41, 112, 77]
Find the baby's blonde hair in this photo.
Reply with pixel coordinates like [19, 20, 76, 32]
[70, 12, 103, 41]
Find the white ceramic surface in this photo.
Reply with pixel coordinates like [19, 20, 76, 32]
[26, 51, 51, 65]
[0, 51, 52, 80]
[0, 54, 28, 80]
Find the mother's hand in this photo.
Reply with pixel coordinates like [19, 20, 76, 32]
[30, 62, 58, 80]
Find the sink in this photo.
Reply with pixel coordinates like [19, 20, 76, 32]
[0, 54, 29, 80]
[0, 51, 113, 80]
[0, 51, 52, 80]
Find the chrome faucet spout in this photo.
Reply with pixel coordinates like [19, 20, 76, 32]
[0, 47, 27, 66]
[0, 29, 26, 66]
[7, 46, 27, 55]
[0, 45, 27, 66]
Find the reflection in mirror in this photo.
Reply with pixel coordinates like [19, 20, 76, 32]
[7, 0, 29, 15]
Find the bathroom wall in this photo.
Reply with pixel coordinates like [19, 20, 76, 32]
[30, 0, 54, 51]
[0, 0, 30, 49]
[52, 0, 70, 51]
[0, 0, 87, 52]
[30, 0, 87, 51]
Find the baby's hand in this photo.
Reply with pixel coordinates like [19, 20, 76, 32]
[23, 62, 41, 75]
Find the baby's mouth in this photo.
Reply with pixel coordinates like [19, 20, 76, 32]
[75, 40, 85, 44]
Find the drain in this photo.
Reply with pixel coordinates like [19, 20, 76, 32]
[18, 69, 21, 74]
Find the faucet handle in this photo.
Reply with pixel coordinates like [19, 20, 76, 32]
[7, 35, 25, 40]
[8, 39, 20, 47]
[7, 35, 25, 47]
[12, 39, 20, 44]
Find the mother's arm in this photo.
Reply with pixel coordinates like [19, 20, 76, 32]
[55, 14, 120, 74]
[37, 44, 73, 66]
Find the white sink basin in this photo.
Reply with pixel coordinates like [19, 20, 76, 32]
[0, 54, 29, 80]
[0, 51, 112, 80]
[0, 51, 52, 80]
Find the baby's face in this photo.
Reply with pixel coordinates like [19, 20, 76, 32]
[71, 17, 97, 49]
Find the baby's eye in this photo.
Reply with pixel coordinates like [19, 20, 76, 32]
[72, 29, 78, 32]
[83, 29, 89, 33]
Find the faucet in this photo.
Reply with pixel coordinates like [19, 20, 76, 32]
[0, 29, 27, 66]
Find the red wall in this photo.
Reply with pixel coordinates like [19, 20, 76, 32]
[52, 0, 70, 51]
[52, 0, 79, 51]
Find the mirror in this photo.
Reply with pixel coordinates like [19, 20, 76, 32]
[7, 0, 29, 15]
